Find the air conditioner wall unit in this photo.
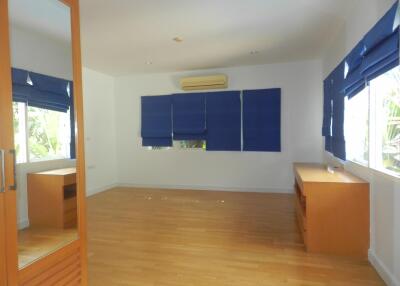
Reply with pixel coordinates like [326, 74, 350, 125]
[180, 74, 228, 91]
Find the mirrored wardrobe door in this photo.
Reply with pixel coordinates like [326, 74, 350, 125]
[7, 0, 82, 273]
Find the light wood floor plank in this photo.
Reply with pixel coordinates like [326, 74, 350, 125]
[87, 188, 384, 286]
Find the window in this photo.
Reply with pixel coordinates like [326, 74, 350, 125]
[345, 88, 369, 165]
[13, 102, 71, 163]
[174, 140, 206, 150]
[345, 66, 400, 177]
[369, 67, 400, 175]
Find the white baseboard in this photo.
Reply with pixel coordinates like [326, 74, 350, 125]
[369, 249, 399, 286]
[117, 182, 293, 194]
[86, 183, 119, 197]
[18, 219, 29, 230]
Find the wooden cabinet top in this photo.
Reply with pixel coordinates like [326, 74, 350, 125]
[31, 167, 76, 176]
[294, 163, 367, 184]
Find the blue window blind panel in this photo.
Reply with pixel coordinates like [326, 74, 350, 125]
[330, 62, 346, 160]
[205, 91, 241, 151]
[346, 40, 367, 75]
[11, 68, 71, 112]
[11, 68, 32, 103]
[322, 79, 332, 137]
[325, 136, 333, 153]
[346, 81, 367, 99]
[141, 95, 172, 147]
[343, 65, 365, 96]
[343, 41, 367, 95]
[366, 55, 399, 82]
[361, 29, 399, 81]
[30, 72, 69, 96]
[28, 89, 70, 112]
[363, 1, 399, 53]
[243, 88, 281, 152]
[28, 72, 70, 112]
[12, 68, 29, 85]
[172, 93, 206, 140]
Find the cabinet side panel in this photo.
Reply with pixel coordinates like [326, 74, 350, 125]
[306, 182, 370, 258]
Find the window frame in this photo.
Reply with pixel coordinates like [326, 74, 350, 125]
[344, 66, 400, 179]
[14, 101, 72, 164]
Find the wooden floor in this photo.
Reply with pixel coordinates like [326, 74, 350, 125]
[87, 188, 384, 286]
[18, 227, 77, 269]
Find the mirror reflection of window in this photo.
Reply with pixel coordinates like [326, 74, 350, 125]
[9, 0, 78, 269]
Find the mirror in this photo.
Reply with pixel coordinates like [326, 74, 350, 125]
[8, 0, 78, 269]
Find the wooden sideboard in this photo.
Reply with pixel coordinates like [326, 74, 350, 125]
[27, 168, 77, 229]
[293, 163, 369, 258]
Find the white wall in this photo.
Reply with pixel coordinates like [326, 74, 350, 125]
[10, 25, 73, 80]
[82, 67, 118, 196]
[113, 60, 324, 193]
[322, 1, 400, 285]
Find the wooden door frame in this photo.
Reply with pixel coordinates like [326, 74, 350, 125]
[0, 0, 87, 284]
[0, 0, 19, 284]
[65, 0, 89, 283]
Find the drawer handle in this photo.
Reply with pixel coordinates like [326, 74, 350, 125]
[9, 149, 17, 191]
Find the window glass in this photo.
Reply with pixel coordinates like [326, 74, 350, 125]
[145, 146, 171, 150]
[345, 88, 369, 166]
[369, 67, 400, 176]
[27, 106, 71, 162]
[174, 140, 206, 150]
[13, 102, 27, 163]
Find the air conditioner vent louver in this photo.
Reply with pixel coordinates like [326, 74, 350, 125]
[180, 74, 228, 91]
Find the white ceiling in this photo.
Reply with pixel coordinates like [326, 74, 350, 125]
[9, 0, 71, 44]
[78, 0, 357, 76]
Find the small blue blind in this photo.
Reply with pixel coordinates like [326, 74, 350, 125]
[322, 79, 332, 137]
[331, 62, 346, 160]
[363, 1, 399, 53]
[172, 93, 206, 140]
[12, 68, 32, 103]
[361, 29, 399, 81]
[29, 72, 70, 112]
[206, 91, 241, 151]
[346, 41, 367, 75]
[11, 68, 71, 112]
[141, 95, 172, 147]
[243, 89, 281, 152]
[343, 65, 366, 98]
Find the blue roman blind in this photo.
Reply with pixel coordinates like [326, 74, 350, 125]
[361, 1, 399, 81]
[172, 93, 206, 140]
[242, 88, 281, 152]
[12, 68, 71, 112]
[12, 68, 32, 103]
[331, 62, 346, 160]
[11, 68, 75, 159]
[322, 78, 333, 152]
[343, 41, 367, 98]
[343, 1, 399, 98]
[205, 91, 241, 151]
[363, 1, 399, 53]
[141, 95, 172, 147]
[29, 72, 70, 112]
